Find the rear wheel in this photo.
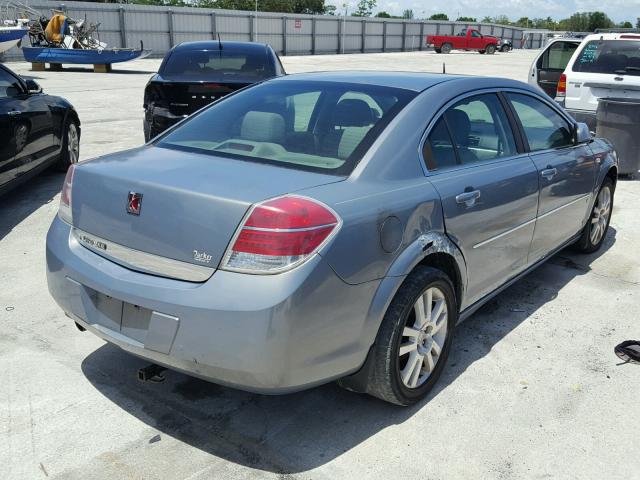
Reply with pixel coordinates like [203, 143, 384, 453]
[501, 45, 511, 52]
[574, 178, 614, 253]
[56, 119, 80, 171]
[486, 44, 496, 55]
[363, 266, 457, 406]
[441, 43, 453, 54]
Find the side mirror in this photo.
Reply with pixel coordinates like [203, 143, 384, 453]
[574, 122, 592, 144]
[25, 79, 42, 94]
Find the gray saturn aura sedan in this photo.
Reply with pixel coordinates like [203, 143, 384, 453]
[46, 72, 617, 405]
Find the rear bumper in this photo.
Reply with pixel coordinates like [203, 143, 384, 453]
[46, 216, 379, 394]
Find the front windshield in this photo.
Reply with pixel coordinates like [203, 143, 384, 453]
[572, 40, 640, 75]
[156, 80, 416, 175]
[161, 47, 275, 82]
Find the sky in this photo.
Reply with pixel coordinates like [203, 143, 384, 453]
[327, 0, 639, 23]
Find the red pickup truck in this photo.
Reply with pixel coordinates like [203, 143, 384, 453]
[426, 28, 500, 54]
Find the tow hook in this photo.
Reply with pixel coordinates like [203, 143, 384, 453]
[138, 364, 167, 383]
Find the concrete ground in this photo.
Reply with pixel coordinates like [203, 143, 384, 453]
[1, 50, 638, 480]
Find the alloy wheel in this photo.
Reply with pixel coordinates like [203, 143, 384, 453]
[590, 185, 611, 245]
[68, 123, 79, 164]
[398, 287, 448, 389]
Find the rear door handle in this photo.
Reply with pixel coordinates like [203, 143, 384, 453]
[455, 190, 481, 207]
[541, 167, 557, 180]
[8, 110, 21, 116]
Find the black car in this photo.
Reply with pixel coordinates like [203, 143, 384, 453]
[143, 41, 285, 141]
[499, 39, 513, 52]
[0, 63, 80, 195]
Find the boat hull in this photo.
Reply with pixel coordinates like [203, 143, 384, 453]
[21, 46, 152, 64]
[0, 27, 28, 53]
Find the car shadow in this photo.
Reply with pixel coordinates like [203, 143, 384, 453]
[80, 228, 616, 474]
[0, 170, 64, 240]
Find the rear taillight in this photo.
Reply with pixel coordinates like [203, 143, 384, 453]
[556, 73, 567, 98]
[58, 164, 75, 224]
[221, 195, 341, 274]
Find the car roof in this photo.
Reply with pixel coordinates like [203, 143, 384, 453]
[173, 41, 270, 52]
[271, 71, 530, 93]
[581, 33, 640, 42]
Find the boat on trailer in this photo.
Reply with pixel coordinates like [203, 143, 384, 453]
[0, 24, 27, 52]
[1, 1, 151, 71]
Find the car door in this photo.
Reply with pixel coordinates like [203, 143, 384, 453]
[505, 92, 597, 262]
[0, 67, 56, 174]
[468, 30, 484, 50]
[532, 40, 581, 97]
[422, 92, 539, 306]
[0, 69, 20, 188]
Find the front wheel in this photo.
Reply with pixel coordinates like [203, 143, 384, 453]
[441, 43, 452, 54]
[56, 119, 80, 171]
[485, 44, 496, 55]
[363, 266, 457, 406]
[573, 177, 614, 253]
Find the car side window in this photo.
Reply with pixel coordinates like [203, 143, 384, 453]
[443, 94, 518, 164]
[422, 117, 457, 171]
[471, 31, 481, 38]
[507, 93, 573, 151]
[0, 69, 22, 99]
[538, 41, 579, 70]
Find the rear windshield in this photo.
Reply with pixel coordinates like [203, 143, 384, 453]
[156, 80, 416, 175]
[572, 40, 640, 75]
[161, 47, 275, 81]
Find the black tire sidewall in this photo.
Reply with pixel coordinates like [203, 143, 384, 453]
[486, 45, 496, 54]
[381, 268, 457, 405]
[442, 43, 452, 54]
[57, 119, 79, 171]
[574, 177, 614, 253]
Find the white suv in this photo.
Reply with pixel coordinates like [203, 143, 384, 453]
[555, 33, 640, 129]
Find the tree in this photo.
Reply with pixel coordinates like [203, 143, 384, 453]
[637, 17, 640, 29]
[456, 16, 476, 22]
[588, 11, 613, 31]
[352, 0, 376, 17]
[429, 13, 449, 21]
[619, 21, 633, 29]
[481, 16, 493, 23]
[375, 11, 391, 18]
[402, 9, 414, 19]
[492, 15, 512, 25]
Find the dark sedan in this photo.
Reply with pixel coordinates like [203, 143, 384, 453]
[0, 63, 80, 195]
[143, 41, 285, 141]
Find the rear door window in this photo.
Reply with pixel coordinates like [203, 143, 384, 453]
[507, 93, 573, 151]
[572, 40, 640, 75]
[422, 93, 518, 171]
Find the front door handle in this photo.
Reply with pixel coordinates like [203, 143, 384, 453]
[541, 167, 557, 180]
[455, 190, 481, 207]
[8, 110, 21, 116]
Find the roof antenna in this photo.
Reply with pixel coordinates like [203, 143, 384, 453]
[442, 62, 446, 74]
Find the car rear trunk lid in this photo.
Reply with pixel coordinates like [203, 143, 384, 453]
[71, 146, 344, 278]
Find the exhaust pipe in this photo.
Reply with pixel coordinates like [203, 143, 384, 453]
[138, 364, 167, 383]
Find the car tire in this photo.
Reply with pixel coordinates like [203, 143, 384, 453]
[486, 44, 496, 55]
[434, 48, 442, 54]
[441, 43, 452, 54]
[501, 45, 510, 52]
[56, 118, 80, 171]
[573, 177, 614, 254]
[479, 50, 486, 54]
[364, 266, 457, 406]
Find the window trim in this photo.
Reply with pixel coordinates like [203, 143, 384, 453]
[0, 64, 26, 98]
[418, 88, 528, 176]
[502, 89, 577, 154]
